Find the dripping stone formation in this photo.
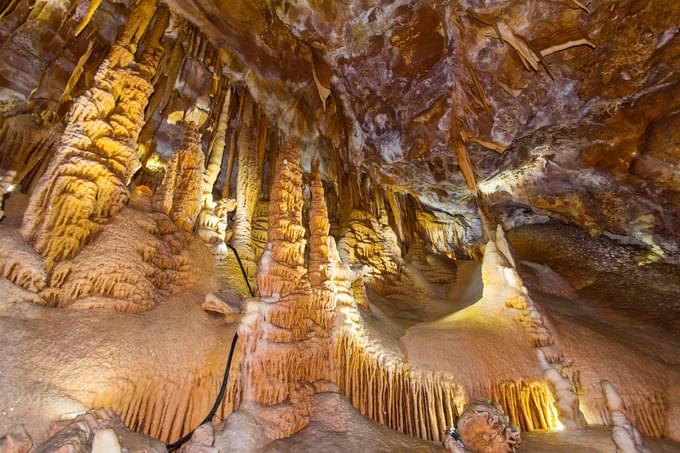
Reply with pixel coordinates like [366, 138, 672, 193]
[0, 0, 679, 452]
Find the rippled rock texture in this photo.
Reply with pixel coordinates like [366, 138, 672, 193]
[159, 0, 680, 260]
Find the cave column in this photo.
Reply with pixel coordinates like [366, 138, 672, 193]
[198, 86, 234, 243]
[152, 121, 205, 232]
[21, 0, 166, 270]
[231, 93, 263, 284]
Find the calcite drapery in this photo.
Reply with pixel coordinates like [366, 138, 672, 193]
[602, 381, 651, 453]
[20, 0, 164, 269]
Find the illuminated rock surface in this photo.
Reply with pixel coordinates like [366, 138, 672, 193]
[0, 1, 679, 452]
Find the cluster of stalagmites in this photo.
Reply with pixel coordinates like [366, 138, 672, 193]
[0, 0, 220, 313]
[239, 145, 335, 439]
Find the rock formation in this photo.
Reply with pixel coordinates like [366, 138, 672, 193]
[152, 122, 205, 232]
[21, 0, 166, 270]
[177, 423, 218, 453]
[198, 88, 233, 244]
[32, 409, 165, 453]
[0, 1, 679, 453]
[602, 381, 651, 453]
[449, 400, 521, 453]
[231, 94, 264, 284]
[492, 224, 585, 430]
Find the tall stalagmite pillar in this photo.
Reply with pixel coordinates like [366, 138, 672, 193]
[21, 0, 165, 270]
[308, 159, 336, 334]
[239, 145, 335, 439]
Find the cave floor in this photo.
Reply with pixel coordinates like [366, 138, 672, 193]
[0, 285, 236, 444]
[212, 393, 680, 453]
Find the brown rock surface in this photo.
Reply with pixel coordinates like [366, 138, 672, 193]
[0, 2, 680, 453]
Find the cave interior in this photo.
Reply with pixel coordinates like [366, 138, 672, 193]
[0, 0, 679, 452]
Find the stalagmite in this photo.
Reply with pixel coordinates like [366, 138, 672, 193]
[602, 381, 651, 453]
[21, 0, 164, 270]
[235, 145, 351, 439]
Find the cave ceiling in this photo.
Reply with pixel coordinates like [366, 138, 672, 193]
[1, 0, 678, 256]
[158, 0, 680, 259]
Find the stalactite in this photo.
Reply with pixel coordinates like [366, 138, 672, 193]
[61, 40, 95, 103]
[73, 0, 103, 36]
[138, 21, 186, 168]
[219, 128, 237, 199]
[20, 0, 163, 270]
[415, 209, 468, 255]
[384, 188, 404, 242]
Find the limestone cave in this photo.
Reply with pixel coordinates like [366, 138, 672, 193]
[0, 0, 679, 451]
